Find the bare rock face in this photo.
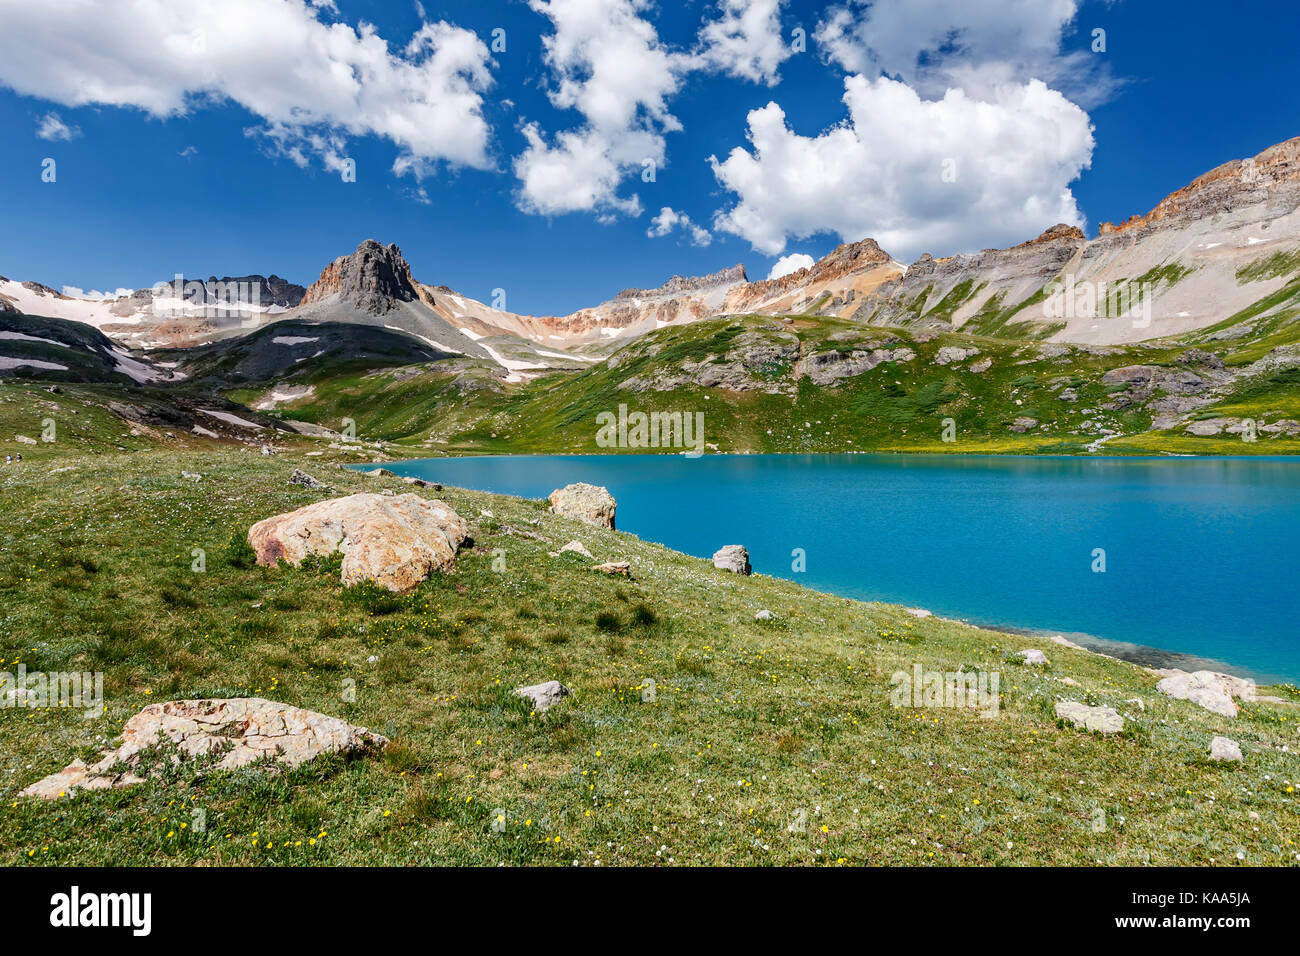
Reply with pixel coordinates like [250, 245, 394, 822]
[20, 698, 387, 799]
[549, 483, 616, 529]
[712, 544, 751, 575]
[299, 239, 419, 314]
[248, 492, 468, 592]
[1055, 701, 1124, 734]
[797, 346, 914, 386]
[1156, 670, 1255, 718]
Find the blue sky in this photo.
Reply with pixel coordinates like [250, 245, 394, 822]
[0, 0, 1297, 316]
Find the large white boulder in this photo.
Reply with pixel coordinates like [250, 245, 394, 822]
[1156, 670, 1255, 718]
[712, 545, 751, 575]
[549, 483, 616, 529]
[248, 492, 468, 592]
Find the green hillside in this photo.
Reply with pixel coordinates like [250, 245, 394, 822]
[0, 445, 1296, 865]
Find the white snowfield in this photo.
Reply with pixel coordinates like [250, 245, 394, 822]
[0, 330, 62, 347]
[0, 356, 68, 371]
[198, 409, 263, 430]
[384, 324, 461, 354]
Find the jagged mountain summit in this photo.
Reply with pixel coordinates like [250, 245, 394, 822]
[3, 135, 1300, 373]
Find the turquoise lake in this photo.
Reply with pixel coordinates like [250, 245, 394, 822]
[374, 454, 1300, 684]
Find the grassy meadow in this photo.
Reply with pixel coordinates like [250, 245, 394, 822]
[0, 444, 1296, 866]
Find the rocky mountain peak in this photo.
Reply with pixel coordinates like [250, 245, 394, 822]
[1016, 223, 1087, 247]
[300, 239, 419, 313]
[1099, 136, 1300, 236]
[615, 264, 748, 300]
[813, 237, 894, 274]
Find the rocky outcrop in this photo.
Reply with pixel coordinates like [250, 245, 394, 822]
[20, 698, 387, 798]
[549, 483, 616, 529]
[712, 545, 751, 575]
[622, 328, 800, 394]
[300, 239, 419, 313]
[247, 493, 468, 592]
[1055, 701, 1124, 734]
[796, 346, 915, 386]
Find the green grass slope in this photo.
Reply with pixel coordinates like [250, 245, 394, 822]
[278, 313, 1296, 458]
[0, 447, 1295, 865]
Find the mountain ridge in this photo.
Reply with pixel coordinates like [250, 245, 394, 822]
[3, 135, 1300, 364]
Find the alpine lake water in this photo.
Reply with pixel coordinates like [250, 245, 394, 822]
[365, 454, 1300, 685]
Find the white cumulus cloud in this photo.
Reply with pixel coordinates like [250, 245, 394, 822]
[514, 0, 688, 218]
[35, 112, 79, 141]
[767, 252, 815, 280]
[0, 0, 495, 177]
[515, 0, 795, 221]
[695, 0, 791, 87]
[710, 74, 1094, 261]
[647, 207, 711, 246]
[815, 0, 1115, 106]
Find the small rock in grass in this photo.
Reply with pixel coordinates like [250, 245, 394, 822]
[905, 608, 932, 618]
[1209, 736, 1243, 762]
[402, 476, 440, 489]
[516, 680, 571, 714]
[1055, 701, 1124, 734]
[755, 609, 775, 621]
[592, 561, 631, 577]
[289, 468, 323, 488]
[1019, 649, 1049, 665]
[558, 540, 593, 559]
[366, 468, 395, 478]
